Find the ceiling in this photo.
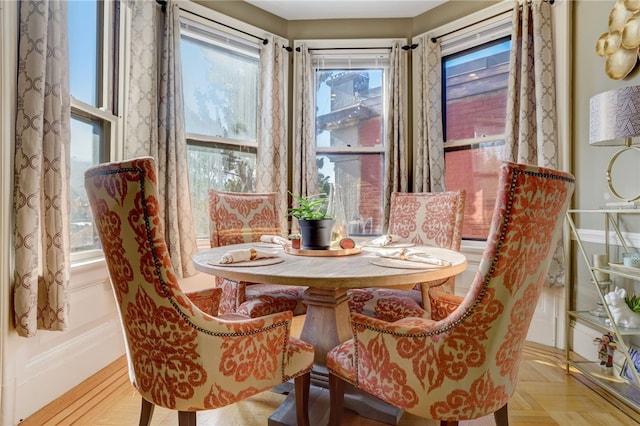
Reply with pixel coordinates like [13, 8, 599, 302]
[243, 0, 448, 20]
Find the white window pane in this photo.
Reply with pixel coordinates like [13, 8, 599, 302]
[68, 0, 99, 107]
[187, 144, 257, 238]
[444, 39, 510, 140]
[318, 154, 384, 237]
[316, 69, 384, 148]
[70, 116, 103, 252]
[180, 33, 258, 141]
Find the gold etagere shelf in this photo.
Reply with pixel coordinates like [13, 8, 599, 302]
[565, 209, 640, 417]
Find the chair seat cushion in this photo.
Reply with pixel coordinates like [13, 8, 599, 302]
[239, 284, 307, 318]
[348, 288, 428, 322]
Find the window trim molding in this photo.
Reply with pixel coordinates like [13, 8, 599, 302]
[316, 146, 385, 154]
[295, 38, 404, 51]
[415, 0, 514, 42]
[177, 0, 276, 45]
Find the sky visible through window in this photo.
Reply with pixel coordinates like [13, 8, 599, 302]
[68, 0, 99, 165]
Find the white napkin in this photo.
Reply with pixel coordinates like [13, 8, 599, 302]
[220, 248, 279, 264]
[377, 248, 451, 266]
[260, 235, 289, 245]
[368, 234, 402, 247]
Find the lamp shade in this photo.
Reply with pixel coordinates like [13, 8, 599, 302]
[590, 85, 640, 146]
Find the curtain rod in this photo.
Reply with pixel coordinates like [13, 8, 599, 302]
[290, 44, 417, 53]
[155, 0, 269, 45]
[430, 0, 555, 43]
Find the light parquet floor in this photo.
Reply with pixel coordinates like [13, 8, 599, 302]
[21, 315, 640, 426]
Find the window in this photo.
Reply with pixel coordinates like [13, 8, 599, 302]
[442, 18, 512, 240]
[179, 15, 260, 239]
[68, 0, 120, 256]
[311, 47, 391, 236]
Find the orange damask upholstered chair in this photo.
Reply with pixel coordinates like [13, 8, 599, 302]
[85, 158, 314, 426]
[348, 190, 465, 322]
[327, 162, 574, 426]
[208, 190, 307, 317]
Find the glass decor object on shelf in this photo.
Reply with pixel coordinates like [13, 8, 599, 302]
[623, 252, 640, 268]
[590, 254, 613, 318]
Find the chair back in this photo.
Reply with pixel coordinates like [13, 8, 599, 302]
[423, 163, 574, 418]
[85, 157, 304, 412]
[388, 190, 465, 249]
[341, 162, 575, 420]
[388, 190, 465, 294]
[208, 189, 281, 247]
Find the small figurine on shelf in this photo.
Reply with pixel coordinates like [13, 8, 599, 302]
[595, 333, 617, 371]
[604, 287, 640, 328]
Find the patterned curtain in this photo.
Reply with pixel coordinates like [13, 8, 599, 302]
[505, 0, 564, 286]
[124, 0, 197, 278]
[14, 0, 70, 337]
[291, 43, 319, 231]
[383, 41, 409, 229]
[257, 35, 289, 234]
[412, 34, 445, 193]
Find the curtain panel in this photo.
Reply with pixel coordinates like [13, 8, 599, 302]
[412, 35, 445, 193]
[124, 0, 197, 278]
[291, 43, 320, 232]
[506, 0, 564, 287]
[383, 41, 410, 229]
[257, 35, 289, 234]
[14, 0, 71, 337]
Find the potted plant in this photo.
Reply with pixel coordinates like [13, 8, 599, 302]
[288, 233, 301, 249]
[287, 193, 334, 250]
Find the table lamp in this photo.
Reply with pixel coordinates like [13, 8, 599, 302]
[590, 84, 640, 204]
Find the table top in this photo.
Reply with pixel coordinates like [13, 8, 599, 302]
[192, 243, 467, 289]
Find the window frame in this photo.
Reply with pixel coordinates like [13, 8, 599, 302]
[440, 14, 512, 154]
[293, 38, 404, 236]
[179, 12, 261, 148]
[312, 49, 389, 159]
[434, 10, 513, 242]
[69, 0, 123, 263]
[177, 3, 270, 242]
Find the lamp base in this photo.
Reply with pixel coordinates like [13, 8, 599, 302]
[605, 142, 640, 203]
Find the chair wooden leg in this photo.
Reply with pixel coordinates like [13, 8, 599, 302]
[328, 372, 345, 426]
[178, 411, 196, 426]
[440, 421, 458, 426]
[138, 398, 154, 426]
[494, 403, 509, 426]
[295, 372, 311, 426]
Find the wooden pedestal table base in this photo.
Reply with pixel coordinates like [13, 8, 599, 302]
[268, 287, 403, 426]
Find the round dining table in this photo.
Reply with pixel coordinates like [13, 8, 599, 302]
[193, 242, 467, 426]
